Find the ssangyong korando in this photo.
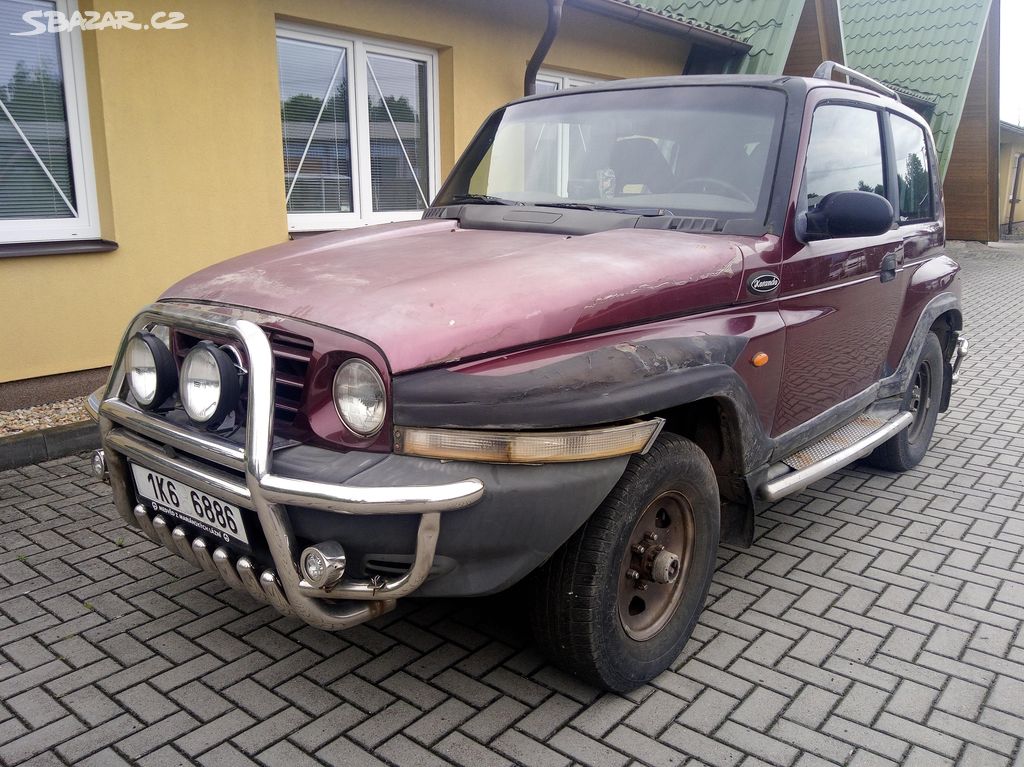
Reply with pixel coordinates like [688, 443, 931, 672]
[88, 64, 966, 690]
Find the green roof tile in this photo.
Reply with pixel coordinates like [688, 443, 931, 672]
[840, 0, 994, 175]
[636, 0, 808, 74]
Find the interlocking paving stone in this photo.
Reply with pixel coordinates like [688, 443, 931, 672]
[2, 241, 1024, 765]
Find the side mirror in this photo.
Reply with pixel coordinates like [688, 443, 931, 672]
[798, 190, 894, 242]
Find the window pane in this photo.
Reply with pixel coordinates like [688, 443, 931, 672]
[441, 87, 785, 224]
[891, 115, 932, 223]
[805, 105, 885, 205]
[534, 78, 560, 93]
[366, 53, 429, 212]
[277, 37, 353, 214]
[0, 0, 77, 220]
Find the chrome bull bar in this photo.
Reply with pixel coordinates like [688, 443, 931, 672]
[97, 302, 485, 631]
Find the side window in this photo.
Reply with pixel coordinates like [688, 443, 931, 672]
[804, 104, 886, 207]
[890, 114, 933, 223]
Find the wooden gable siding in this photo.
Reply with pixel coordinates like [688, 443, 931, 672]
[784, 0, 844, 77]
[943, 0, 1000, 241]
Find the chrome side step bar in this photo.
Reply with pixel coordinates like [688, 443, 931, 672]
[760, 411, 915, 502]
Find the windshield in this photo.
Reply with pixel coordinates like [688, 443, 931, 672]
[435, 86, 786, 227]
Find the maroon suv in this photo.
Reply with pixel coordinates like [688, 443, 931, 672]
[88, 64, 967, 691]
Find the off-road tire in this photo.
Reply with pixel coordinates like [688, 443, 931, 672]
[867, 331, 944, 472]
[530, 433, 720, 691]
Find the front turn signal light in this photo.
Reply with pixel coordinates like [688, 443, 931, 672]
[395, 419, 664, 464]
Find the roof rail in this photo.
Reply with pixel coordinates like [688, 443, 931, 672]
[812, 60, 901, 103]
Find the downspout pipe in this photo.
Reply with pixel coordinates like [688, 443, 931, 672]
[525, 0, 564, 97]
[1008, 153, 1023, 236]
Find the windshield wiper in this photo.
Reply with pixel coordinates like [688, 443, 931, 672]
[531, 202, 673, 216]
[449, 194, 522, 206]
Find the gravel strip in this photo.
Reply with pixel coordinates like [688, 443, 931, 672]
[0, 396, 90, 437]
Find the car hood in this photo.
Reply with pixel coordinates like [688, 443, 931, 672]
[163, 219, 749, 373]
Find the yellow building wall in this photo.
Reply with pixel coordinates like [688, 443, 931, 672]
[0, 0, 690, 383]
[999, 137, 1024, 233]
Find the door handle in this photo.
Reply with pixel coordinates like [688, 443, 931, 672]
[880, 252, 898, 283]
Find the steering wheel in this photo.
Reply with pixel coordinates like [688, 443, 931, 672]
[673, 177, 755, 206]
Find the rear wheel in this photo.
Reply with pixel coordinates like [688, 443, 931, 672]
[530, 433, 719, 691]
[868, 331, 944, 472]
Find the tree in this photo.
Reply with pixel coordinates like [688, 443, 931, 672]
[281, 81, 349, 124]
[900, 152, 930, 217]
[857, 180, 884, 196]
[0, 61, 66, 121]
[369, 95, 416, 123]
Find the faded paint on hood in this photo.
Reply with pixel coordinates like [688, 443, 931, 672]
[162, 219, 749, 373]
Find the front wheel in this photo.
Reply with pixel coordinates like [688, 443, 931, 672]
[867, 331, 944, 472]
[530, 433, 720, 691]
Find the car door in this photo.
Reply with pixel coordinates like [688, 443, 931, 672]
[882, 110, 945, 369]
[774, 100, 905, 435]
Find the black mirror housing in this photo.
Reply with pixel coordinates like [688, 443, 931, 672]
[799, 190, 894, 242]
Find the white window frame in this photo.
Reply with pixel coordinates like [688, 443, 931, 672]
[0, 0, 100, 244]
[536, 68, 605, 91]
[277, 22, 440, 231]
[532, 70, 606, 197]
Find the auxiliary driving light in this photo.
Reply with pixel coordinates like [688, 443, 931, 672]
[179, 342, 240, 427]
[126, 332, 177, 409]
[300, 541, 347, 590]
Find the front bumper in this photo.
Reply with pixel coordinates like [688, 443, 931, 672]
[96, 303, 486, 631]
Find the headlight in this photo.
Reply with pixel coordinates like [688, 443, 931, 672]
[126, 332, 176, 409]
[179, 342, 240, 427]
[333, 359, 386, 436]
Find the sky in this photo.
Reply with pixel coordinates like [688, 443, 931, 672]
[1004, 0, 1023, 126]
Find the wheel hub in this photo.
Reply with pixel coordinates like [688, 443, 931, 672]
[617, 490, 695, 641]
[650, 549, 681, 584]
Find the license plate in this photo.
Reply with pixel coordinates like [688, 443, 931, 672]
[130, 463, 249, 546]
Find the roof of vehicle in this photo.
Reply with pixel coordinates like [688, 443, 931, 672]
[513, 73, 917, 109]
[515, 74, 800, 105]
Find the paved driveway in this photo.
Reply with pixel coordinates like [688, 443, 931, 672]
[2, 242, 1022, 767]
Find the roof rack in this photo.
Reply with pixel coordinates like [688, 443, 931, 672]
[812, 60, 901, 103]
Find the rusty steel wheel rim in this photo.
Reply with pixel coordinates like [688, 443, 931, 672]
[617, 489, 695, 641]
[907, 360, 932, 443]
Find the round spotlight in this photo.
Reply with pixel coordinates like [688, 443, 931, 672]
[300, 542, 347, 590]
[304, 550, 326, 581]
[126, 332, 177, 409]
[333, 359, 387, 436]
[179, 342, 240, 427]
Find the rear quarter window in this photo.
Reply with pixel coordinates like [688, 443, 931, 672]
[890, 114, 934, 223]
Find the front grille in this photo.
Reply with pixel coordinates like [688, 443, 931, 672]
[267, 330, 314, 424]
[171, 327, 313, 426]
